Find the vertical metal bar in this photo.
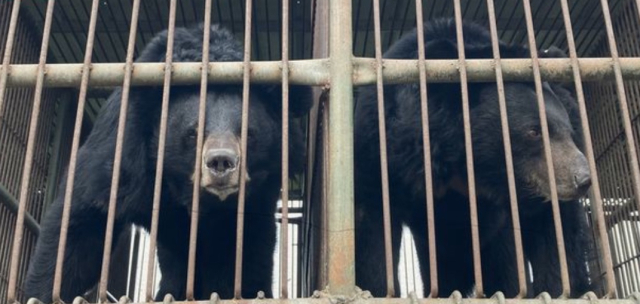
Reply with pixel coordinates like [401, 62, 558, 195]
[369, 0, 400, 296]
[373, 0, 395, 297]
[306, 0, 329, 293]
[97, 0, 142, 300]
[6, 0, 55, 302]
[280, 0, 291, 298]
[184, 0, 213, 300]
[599, 0, 640, 260]
[146, 0, 178, 301]
[485, 0, 527, 298]
[520, 0, 571, 297]
[234, 0, 253, 298]
[557, 0, 617, 297]
[321, 93, 330, 291]
[451, 1, 484, 297]
[413, 0, 438, 297]
[0, 0, 20, 122]
[51, 0, 101, 301]
[327, 0, 355, 295]
[371, 0, 395, 297]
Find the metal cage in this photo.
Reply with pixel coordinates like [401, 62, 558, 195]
[0, 0, 639, 303]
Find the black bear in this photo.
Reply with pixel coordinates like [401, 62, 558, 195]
[354, 18, 597, 298]
[24, 24, 312, 302]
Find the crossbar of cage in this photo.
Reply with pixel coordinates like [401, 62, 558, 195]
[3, 58, 640, 89]
[24, 292, 640, 304]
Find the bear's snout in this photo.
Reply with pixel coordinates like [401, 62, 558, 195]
[550, 139, 592, 201]
[573, 168, 592, 197]
[199, 132, 247, 201]
[205, 149, 239, 176]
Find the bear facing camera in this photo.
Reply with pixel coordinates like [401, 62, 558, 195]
[24, 24, 312, 302]
[354, 18, 598, 298]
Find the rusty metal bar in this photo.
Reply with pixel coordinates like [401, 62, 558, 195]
[521, 0, 571, 297]
[321, 93, 330, 293]
[451, 2, 484, 297]
[144, 0, 178, 301]
[5, 58, 640, 88]
[2, 60, 328, 87]
[485, 0, 528, 298]
[557, 0, 617, 298]
[51, 0, 101, 301]
[234, 0, 253, 298]
[6, 0, 56, 302]
[97, 0, 142, 301]
[0, 0, 20, 118]
[183, 0, 212, 300]
[598, 0, 640, 260]
[327, 0, 355, 295]
[414, 0, 439, 298]
[53, 293, 640, 304]
[351, 58, 640, 84]
[303, 0, 329, 293]
[371, 0, 395, 297]
[280, 0, 291, 298]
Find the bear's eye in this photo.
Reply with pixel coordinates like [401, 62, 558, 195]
[527, 128, 541, 139]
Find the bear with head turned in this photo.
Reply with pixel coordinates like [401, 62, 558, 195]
[354, 18, 598, 298]
[24, 24, 312, 302]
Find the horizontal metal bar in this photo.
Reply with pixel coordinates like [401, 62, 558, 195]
[353, 57, 640, 84]
[0, 182, 40, 235]
[26, 294, 640, 304]
[3, 57, 640, 88]
[4, 60, 331, 87]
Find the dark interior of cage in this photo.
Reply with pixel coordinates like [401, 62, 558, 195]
[0, 0, 639, 302]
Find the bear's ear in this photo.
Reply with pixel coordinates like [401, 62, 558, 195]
[258, 84, 314, 118]
[539, 46, 568, 58]
[135, 29, 171, 63]
[423, 39, 461, 59]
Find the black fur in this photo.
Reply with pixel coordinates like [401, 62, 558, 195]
[354, 19, 596, 298]
[24, 24, 312, 302]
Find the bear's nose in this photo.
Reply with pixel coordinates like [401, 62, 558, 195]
[205, 149, 239, 176]
[574, 171, 592, 195]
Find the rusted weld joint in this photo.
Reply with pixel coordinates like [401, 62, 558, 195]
[312, 287, 372, 304]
